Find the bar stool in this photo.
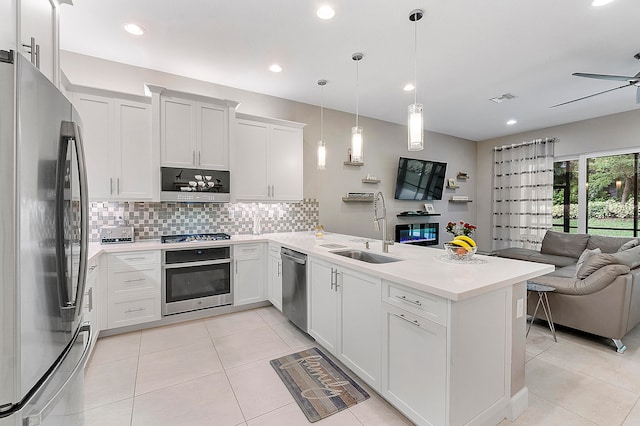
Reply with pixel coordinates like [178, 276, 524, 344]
[526, 281, 557, 342]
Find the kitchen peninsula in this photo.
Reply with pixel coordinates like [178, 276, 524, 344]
[88, 231, 553, 426]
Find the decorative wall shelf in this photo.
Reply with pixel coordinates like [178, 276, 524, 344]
[457, 172, 469, 180]
[344, 161, 364, 166]
[362, 178, 380, 184]
[446, 184, 459, 189]
[342, 197, 373, 202]
[396, 212, 441, 217]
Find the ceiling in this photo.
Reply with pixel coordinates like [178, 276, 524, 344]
[59, 0, 640, 142]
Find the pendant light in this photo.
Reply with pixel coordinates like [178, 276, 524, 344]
[408, 9, 424, 151]
[317, 79, 327, 170]
[351, 52, 364, 163]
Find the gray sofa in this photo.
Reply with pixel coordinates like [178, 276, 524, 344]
[496, 231, 640, 352]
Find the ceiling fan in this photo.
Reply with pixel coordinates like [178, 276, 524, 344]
[550, 52, 640, 108]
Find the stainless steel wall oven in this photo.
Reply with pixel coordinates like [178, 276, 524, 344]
[162, 246, 232, 315]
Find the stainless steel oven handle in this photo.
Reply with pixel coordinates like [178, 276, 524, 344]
[163, 258, 232, 269]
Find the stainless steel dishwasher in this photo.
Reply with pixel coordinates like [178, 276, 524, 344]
[281, 247, 308, 332]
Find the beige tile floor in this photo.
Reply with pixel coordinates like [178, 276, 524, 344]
[84, 306, 640, 426]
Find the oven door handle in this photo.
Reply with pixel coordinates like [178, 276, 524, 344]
[163, 259, 231, 269]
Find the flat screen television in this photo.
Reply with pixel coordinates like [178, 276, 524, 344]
[394, 157, 447, 200]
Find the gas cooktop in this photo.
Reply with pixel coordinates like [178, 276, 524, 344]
[161, 233, 231, 243]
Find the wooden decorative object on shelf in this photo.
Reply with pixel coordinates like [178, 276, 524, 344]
[362, 178, 380, 184]
[457, 172, 469, 180]
[342, 197, 373, 202]
[344, 161, 364, 166]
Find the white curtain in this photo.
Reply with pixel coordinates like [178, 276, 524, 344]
[492, 138, 555, 251]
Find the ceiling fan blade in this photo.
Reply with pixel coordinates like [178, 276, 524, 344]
[550, 83, 633, 108]
[573, 72, 638, 82]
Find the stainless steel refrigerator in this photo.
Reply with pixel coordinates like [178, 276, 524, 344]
[0, 51, 92, 425]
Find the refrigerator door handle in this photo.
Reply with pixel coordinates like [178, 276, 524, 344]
[56, 121, 89, 321]
[23, 323, 92, 426]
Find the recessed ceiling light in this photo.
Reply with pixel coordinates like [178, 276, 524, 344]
[317, 5, 335, 20]
[403, 83, 415, 91]
[506, 119, 517, 126]
[592, 0, 614, 6]
[124, 23, 145, 36]
[269, 64, 283, 73]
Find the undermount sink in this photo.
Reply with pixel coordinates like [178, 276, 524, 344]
[330, 249, 401, 264]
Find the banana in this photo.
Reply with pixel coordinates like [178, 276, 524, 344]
[454, 235, 476, 247]
[449, 239, 472, 250]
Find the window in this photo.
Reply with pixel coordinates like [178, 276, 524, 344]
[553, 160, 578, 233]
[554, 152, 639, 237]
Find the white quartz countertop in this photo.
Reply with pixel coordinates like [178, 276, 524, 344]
[89, 231, 553, 301]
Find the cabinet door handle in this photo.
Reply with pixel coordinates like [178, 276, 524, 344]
[193, 150, 196, 165]
[117, 178, 120, 194]
[85, 287, 93, 311]
[124, 278, 146, 283]
[22, 37, 36, 66]
[335, 271, 340, 291]
[394, 313, 421, 327]
[330, 268, 335, 290]
[235, 260, 238, 275]
[277, 262, 281, 277]
[198, 151, 201, 165]
[110, 177, 113, 195]
[395, 295, 423, 307]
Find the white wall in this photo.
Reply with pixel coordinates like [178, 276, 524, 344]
[61, 51, 478, 242]
[475, 109, 640, 249]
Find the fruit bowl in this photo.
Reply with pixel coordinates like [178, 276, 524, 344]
[443, 242, 477, 260]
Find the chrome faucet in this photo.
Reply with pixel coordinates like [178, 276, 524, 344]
[373, 191, 394, 253]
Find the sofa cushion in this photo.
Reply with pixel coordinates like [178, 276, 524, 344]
[587, 235, 635, 253]
[576, 253, 616, 279]
[534, 264, 630, 295]
[575, 248, 601, 278]
[617, 239, 640, 252]
[540, 230, 589, 259]
[610, 245, 640, 269]
[547, 264, 577, 278]
[494, 247, 576, 267]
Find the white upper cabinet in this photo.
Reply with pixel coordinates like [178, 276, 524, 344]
[18, 0, 63, 85]
[72, 90, 155, 201]
[148, 86, 238, 171]
[233, 113, 305, 201]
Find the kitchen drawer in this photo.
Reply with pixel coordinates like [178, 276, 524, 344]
[268, 243, 281, 257]
[234, 243, 263, 258]
[383, 281, 448, 326]
[108, 292, 160, 329]
[108, 250, 160, 269]
[108, 266, 160, 296]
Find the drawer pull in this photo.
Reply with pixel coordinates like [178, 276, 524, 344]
[125, 307, 146, 313]
[124, 278, 146, 283]
[394, 313, 420, 327]
[395, 295, 422, 307]
[123, 257, 147, 261]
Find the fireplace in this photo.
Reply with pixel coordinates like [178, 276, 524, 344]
[395, 223, 439, 246]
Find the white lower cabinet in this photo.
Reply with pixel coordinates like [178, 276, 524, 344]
[233, 243, 266, 306]
[308, 257, 381, 390]
[83, 258, 100, 359]
[267, 243, 283, 311]
[106, 250, 161, 329]
[381, 302, 446, 426]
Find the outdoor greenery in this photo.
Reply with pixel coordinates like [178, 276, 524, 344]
[553, 154, 638, 236]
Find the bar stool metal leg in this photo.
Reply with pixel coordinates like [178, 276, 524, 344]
[539, 291, 557, 342]
[526, 291, 543, 338]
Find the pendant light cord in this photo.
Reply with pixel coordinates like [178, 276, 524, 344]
[413, 12, 418, 105]
[355, 58, 359, 128]
[320, 84, 324, 141]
